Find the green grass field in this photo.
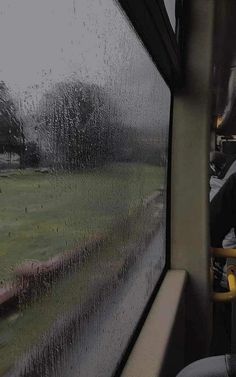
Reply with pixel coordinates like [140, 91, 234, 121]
[0, 163, 165, 282]
[0, 162, 165, 375]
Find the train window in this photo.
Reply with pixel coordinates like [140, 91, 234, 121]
[0, 0, 172, 376]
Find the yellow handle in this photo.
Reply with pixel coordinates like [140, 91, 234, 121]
[211, 248, 236, 258]
[213, 265, 236, 302]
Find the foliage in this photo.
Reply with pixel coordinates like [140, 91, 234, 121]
[37, 80, 120, 169]
[22, 141, 40, 167]
[36, 79, 166, 169]
[0, 81, 24, 155]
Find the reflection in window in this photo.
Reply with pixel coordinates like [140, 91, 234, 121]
[164, 0, 176, 30]
[0, 0, 171, 376]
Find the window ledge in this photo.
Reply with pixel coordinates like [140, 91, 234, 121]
[121, 270, 187, 377]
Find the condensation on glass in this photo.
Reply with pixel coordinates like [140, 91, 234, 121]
[0, 0, 171, 376]
[164, 0, 176, 30]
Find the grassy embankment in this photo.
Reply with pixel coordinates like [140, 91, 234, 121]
[0, 163, 164, 282]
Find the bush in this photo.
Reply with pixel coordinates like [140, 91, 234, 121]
[22, 142, 40, 167]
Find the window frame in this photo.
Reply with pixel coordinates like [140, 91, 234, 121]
[118, 0, 183, 89]
[113, 0, 183, 375]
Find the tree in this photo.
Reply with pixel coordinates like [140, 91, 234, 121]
[22, 141, 40, 167]
[0, 81, 24, 158]
[36, 80, 121, 169]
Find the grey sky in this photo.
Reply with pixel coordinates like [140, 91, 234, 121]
[0, 0, 170, 129]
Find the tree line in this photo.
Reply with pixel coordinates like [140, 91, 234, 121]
[0, 80, 167, 170]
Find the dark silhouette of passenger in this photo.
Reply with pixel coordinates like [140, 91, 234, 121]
[210, 172, 236, 248]
[210, 157, 236, 290]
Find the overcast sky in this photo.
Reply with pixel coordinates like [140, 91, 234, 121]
[0, 0, 170, 129]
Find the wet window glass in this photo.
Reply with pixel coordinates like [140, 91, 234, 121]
[0, 0, 171, 376]
[164, 0, 176, 30]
